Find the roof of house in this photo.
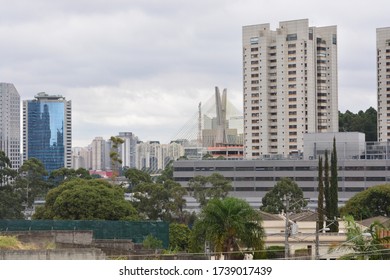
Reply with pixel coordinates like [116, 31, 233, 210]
[258, 211, 284, 221]
[358, 216, 390, 228]
[289, 210, 318, 222]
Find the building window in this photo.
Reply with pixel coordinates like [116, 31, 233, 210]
[286, 33, 297, 41]
[250, 37, 259, 45]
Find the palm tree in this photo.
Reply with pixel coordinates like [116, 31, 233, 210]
[191, 197, 265, 259]
[331, 215, 390, 259]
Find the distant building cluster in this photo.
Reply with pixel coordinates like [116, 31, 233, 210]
[1, 19, 390, 186]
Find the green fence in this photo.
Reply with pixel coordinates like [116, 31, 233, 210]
[0, 220, 169, 248]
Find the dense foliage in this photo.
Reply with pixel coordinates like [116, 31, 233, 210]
[339, 107, 377, 141]
[340, 184, 390, 219]
[188, 173, 232, 207]
[33, 178, 138, 220]
[260, 178, 307, 214]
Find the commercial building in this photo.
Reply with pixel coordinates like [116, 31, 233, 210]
[0, 83, 20, 170]
[377, 27, 390, 142]
[23, 93, 72, 173]
[243, 19, 338, 159]
[173, 133, 390, 211]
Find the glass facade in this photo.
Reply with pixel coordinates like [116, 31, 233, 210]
[27, 101, 65, 173]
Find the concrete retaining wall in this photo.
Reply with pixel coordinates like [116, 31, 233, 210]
[0, 248, 105, 260]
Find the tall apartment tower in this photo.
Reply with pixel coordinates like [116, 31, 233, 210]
[0, 83, 20, 170]
[117, 132, 138, 169]
[377, 27, 390, 142]
[91, 137, 107, 171]
[242, 19, 338, 159]
[23, 93, 72, 173]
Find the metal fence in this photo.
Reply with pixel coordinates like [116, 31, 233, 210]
[0, 220, 169, 248]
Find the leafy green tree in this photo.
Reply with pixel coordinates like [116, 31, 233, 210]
[190, 197, 265, 260]
[109, 136, 125, 179]
[324, 150, 330, 218]
[15, 158, 49, 208]
[49, 167, 92, 186]
[156, 160, 174, 184]
[339, 107, 377, 142]
[0, 185, 24, 219]
[188, 173, 232, 207]
[0, 150, 17, 187]
[340, 184, 390, 219]
[331, 215, 390, 260]
[169, 223, 191, 251]
[329, 137, 339, 232]
[124, 168, 152, 188]
[142, 234, 163, 250]
[131, 180, 187, 221]
[260, 178, 307, 214]
[317, 156, 325, 231]
[33, 178, 138, 220]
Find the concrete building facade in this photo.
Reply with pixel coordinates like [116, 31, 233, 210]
[0, 83, 20, 170]
[377, 27, 390, 142]
[117, 132, 138, 169]
[243, 19, 338, 159]
[23, 93, 72, 173]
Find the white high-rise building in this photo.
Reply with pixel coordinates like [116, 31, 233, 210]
[91, 137, 107, 171]
[377, 27, 390, 142]
[136, 141, 184, 171]
[0, 83, 20, 170]
[242, 19, 338, 159]
[117, 132, 138, 169]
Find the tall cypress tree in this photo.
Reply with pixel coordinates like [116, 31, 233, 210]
[324, 150, 330, 219]
[329, 137, 339, 232]
[317, 156, 324, 231]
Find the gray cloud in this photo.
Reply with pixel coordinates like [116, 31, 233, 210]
[0, 0, 389, 146]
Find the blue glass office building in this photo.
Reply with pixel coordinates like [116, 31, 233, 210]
[23, 93, 72, 173]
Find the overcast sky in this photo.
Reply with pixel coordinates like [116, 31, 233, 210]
[1, 0, 389, 147]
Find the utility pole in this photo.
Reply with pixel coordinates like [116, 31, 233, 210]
[284, 195, 290, 259]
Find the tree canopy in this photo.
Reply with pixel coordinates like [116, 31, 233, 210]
[131, 180, 187, 221]
[188, 173, 232, 207]
[190, 197, 265, 259]
[124, 168, 153, 188]
[340, 184, 390, 220]
[339, 107, 377, 141]
[33, 178, 138, 220]
[260, 178, 307, 214]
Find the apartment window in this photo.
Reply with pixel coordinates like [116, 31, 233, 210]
[288, 43, 296, 48]
[289, 145, 298, 149]
[251, 67, 259, 71]
[289, 104, 297, 109]
[288, 71, 296, 75]
[250, 37, 259, 45]
[289, 125, 297, 129]
[288, 91, 297, 95]
[286, 33, 297, 41]
[288, 64, 296, 68]
[251, 47, 258, 52]
[289, 131, 297, 135]
[288, 50, 296, 55]
[288, 77, 296, 82]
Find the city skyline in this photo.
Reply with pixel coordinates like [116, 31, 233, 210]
[0, 1, 389, 146]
